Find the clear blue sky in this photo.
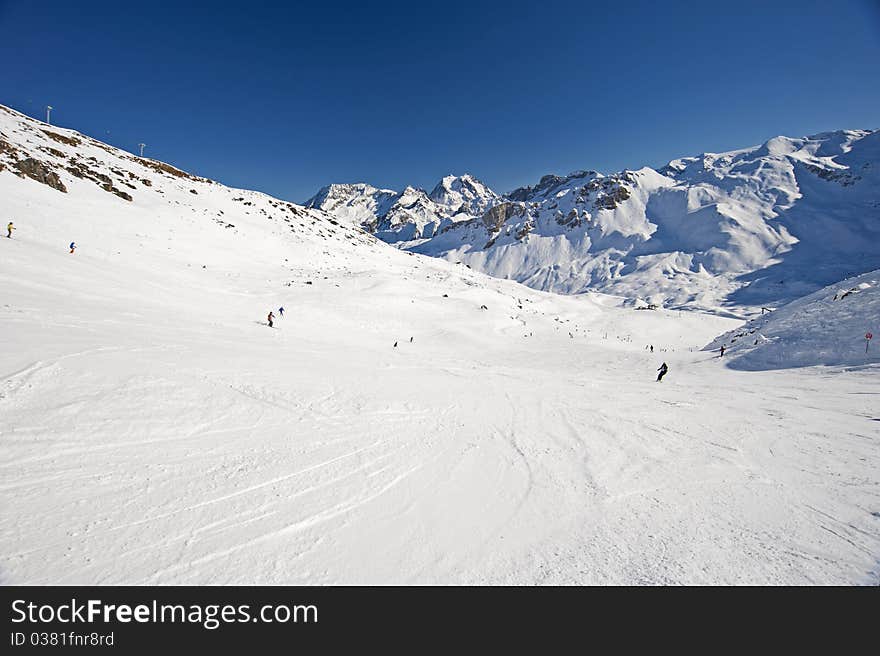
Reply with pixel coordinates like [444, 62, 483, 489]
[2, 0, 879, 201]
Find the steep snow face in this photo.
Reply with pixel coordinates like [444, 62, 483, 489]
[413, 130, 880, 313]
[429, 173, 501, 217]
[705, 269, 880, 370]
[305, 174, 500, 243]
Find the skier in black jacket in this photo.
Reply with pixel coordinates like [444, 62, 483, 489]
[656, 362, 668, 382]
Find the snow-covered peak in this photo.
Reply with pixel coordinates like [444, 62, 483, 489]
[302, 182, 400, 228]
[303, 175, 502, 243]
[661, 130, 877, 181]
[398, 185, 429, 199]
[507, 169, 602, 202]
[305, 182, 392, 206]
[428, 173, 500, 216]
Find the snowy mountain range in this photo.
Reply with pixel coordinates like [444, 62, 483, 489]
[303, 174, 499, 243]
[5, 95, 878, 316]
[311, 129, 880, 313]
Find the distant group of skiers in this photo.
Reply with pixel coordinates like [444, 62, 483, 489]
[5, 219, 725, 387]
[275, 305, 727, 384]
[6, 220, 76, 254]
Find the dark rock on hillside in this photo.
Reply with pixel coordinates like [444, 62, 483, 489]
[594, 182, 630, 209]
[482, 202, 526, 232]
[14, 157, 68, 192]
[507, 170, 597, 201]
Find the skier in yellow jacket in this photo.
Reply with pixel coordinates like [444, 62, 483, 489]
[6, 222, 13, 238]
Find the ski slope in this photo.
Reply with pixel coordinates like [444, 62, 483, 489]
[1, 106, 879, 584]
[707, 269, 880, 371]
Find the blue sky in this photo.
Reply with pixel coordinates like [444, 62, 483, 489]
[2, 0, 879, 201]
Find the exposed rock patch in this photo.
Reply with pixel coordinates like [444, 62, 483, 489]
[136, 157, 209, 183]
[482, 202, 525, 232]
[14, 157, 67, 192]
[41, 130, 80, 147]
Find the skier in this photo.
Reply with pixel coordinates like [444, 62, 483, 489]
[267, 311, 275, 328]
[6, 222, 13, 238]
[720, 345, 725, 358]
[650, 345, 654, 353]
[278, 306, 284, 318]
[656, 362, 668, 382]
[69, 241, 76, 254]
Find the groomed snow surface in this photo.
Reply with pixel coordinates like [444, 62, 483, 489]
[1, 108, 879, 585]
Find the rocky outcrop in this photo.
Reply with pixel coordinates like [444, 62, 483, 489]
[594, 181, 631, 209]
[136, 156, 209, 183]
[93, 180, 131, 201]
[508, 170, 598, 202]
[802, 162, 860, 187]
[0, 138, 20, 159]
[515, 220, 533, 240]
[557, 208, 586, 227]
[481, 202, 525, 232]
[63, 161, 131, 200]
[14, 157, 67, 192]
[41, 130, 80, 147]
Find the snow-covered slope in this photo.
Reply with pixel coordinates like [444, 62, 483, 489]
[2, 104, 879, 585]
[706, 269, 880, 370]
[412, 130, 880, 313]
[304, 174, 498, 243]
[0, 105, 378, 266]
